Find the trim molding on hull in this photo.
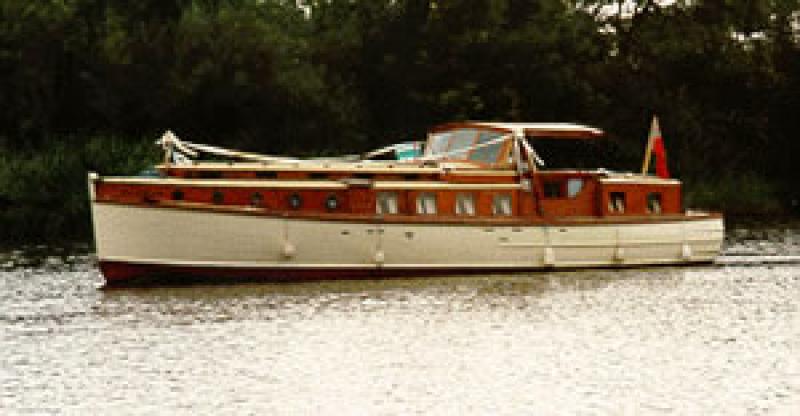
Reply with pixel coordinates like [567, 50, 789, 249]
[99, 259, 715, 287]
[94, 199, 722, 227]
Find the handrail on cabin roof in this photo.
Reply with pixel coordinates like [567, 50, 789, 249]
[429, 121, 605, 139]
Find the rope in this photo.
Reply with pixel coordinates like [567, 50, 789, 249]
[156, 129, 549, 170]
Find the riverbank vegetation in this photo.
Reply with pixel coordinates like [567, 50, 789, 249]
[2, 1, 799, 241]
[0, 137, 158, 241]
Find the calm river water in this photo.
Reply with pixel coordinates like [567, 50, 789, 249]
[2, 220, 799, 415]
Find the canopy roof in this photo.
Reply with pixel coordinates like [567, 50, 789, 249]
[430, 121, 604, 139]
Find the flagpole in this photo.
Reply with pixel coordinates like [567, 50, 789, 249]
[641, 116, 659, 175]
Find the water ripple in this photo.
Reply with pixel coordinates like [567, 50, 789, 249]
[2, 223, 799, 414]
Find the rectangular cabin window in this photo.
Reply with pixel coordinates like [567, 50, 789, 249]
[492, 194, 513, 216]
[455, 193, 476, 216]
[609, 192, 626, 213]
[376, 192, 399, 215]
[416, 193, 438, 215]
[567, 178, 584, 198]
[543, 181, 563, 198]
[309, 172, 329, 180]
[647, 192, 662, 214]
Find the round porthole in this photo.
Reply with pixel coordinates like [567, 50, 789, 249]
[251, 192, 264, 208]
[172, 190, 184, 201]
[325, 195, 339, 211]
[288, 193, 303, 209]
[212, 191, 224, 204]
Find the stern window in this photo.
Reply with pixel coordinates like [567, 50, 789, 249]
[647, 192, 662, 214]
[416, 193, 438, 215]
[455, 193, 476, 216]
[377, 192, 399, 215]
[492, 194, 513, 216]
[609, 192, 626, 213]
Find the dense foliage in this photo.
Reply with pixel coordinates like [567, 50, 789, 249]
[1, 0, 799, 240]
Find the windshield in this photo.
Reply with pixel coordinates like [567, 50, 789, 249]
[426, 128, 508, 164]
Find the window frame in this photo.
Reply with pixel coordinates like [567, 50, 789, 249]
[455, 193, 477, 216]
[566, 178, 584, 198]
[492, 194, 513, 216]
[425, 127, 513, 166]
[543, 181, 564, 199]
[376, 192, 399, 215]
[646, 192, 662, 214]
[288, 193, 303, 210]
[608, 192, 626, 213]
[416, 192, 438, 215]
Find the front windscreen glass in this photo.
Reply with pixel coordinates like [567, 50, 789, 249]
[426, 132, 452, 156]
[469, 130, 505, 163]
[445, 129, 478, 159]
[427, 128, 506, 163]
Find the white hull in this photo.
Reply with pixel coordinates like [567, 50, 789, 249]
[91, 202, 724, 283]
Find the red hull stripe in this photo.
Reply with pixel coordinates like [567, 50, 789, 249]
[99, 260, 539, 286]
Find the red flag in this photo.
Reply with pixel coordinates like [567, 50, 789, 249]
[646, 117, 670, 179]
[652, 135, 670, 178]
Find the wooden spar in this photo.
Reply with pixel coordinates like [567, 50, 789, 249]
[514, 134, 547, 216]
[179, 140, 301, 164]
[517, 136, 543, 173]
[160, 131, 174, 169]
[641, 135, 654, 174]
[363, 141, 425, 160]
[641, 116, 659, 175]
[157, 130, 302, 164]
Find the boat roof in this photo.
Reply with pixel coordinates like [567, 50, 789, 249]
[430, 121, 604, 139]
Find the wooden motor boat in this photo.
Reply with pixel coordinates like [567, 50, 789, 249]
[89, 121, 724, 285]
